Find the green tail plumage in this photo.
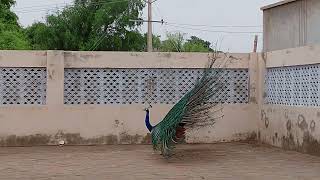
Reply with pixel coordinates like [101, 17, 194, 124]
[151, 53, 227, 157]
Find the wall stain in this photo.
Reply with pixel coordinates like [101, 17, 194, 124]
[114, 120, 120, 128]
[238, 132, 258, 144]
[54, 131, 119, 145]
[249, 97, 257, 104]
[0, 134, 51, 146]
[272, 132, 279, 145]
[261, 112, 320, 157]
[263, 92, 267, 98]
[281, 134, 295, 150]
[264, 118, 270, 129]
[161, 53, 172, 58]
[85, 135, 119, 145]
[130, 53, 140, 57]
[119, 132, 144, 144]
[301, 132, 320, 156]
[310, 120, 316, 132]
[297, 114, 308, 131]
[261, 110, 267, 122]
[272, 136, 275, 144]
[277, 131, 320, 157]
[48, 69, 55, 80]
[286, 120, 292, 131]
[80, 54, 102, 60]
[284, 110, 289, 119]
[0, 131, 152, 147]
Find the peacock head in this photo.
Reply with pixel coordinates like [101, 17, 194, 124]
[143, 104, 152, 112]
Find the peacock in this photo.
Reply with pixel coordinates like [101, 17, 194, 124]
[144, 53, 227, 157]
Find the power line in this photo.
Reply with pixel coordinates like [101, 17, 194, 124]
[14, 0, 130, 10]
[153, 1, 164, 20]
[165, 24, 263, 34]
[89, 6, 130, 51]
[89, 32, 108, 51]
[142, 0, 159, 3]
[14, 0, 130, 14]
[153, 2, 260, 29]
[14, 1, 262, 32]
[165, 22, 262, 28]
[14, 0, 130, 13]
[13, 2, 70, 10]
[14, 6, 65, 14]
[150, 1, 261, 29]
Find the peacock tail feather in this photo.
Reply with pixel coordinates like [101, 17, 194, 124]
[150, 52, 228, 157]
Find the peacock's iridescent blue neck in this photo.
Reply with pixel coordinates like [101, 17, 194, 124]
[145, 110, 153, 132]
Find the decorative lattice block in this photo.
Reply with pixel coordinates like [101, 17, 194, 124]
[0, 68, 47, 105]
[265, 64, 320, 106]
[64, 68, 249, 105]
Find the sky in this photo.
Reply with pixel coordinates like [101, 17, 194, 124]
[12, 0, 280, 52]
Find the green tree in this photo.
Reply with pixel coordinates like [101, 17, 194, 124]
[183, 36, 212, 52]
[0, 0, 30, 50]
[25, 22, 51, 50]
[160, 32, 185, 52]
[0, 27, 30, 50]
[142, 34, 161, 51]
[1, 0, 15, 7]
[26, 0, 145, 51]
[158, 33, 213, 52]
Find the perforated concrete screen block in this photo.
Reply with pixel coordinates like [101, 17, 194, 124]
[64, 68, 249, 105]
[0, 68, 47, 105]
[265, 64, 320, 106]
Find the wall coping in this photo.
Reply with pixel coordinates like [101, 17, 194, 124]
[265, 45, 320, 68]
[261, 0, 299, 11]
[0, 51, 250, 69]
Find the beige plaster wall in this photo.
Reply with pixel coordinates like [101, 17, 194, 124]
[63, 51, 250, 69]
[259, 45, 320, 156]
[0, 50, 257, 146]
[265, 45, 320, 67]
[0, 104, 257, 146]
[0, 51, 46, 67]
[259, 105, 320, 156]
[0, 47, 315, 155]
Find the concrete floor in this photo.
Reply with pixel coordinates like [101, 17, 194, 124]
[0, 143, 319, 180]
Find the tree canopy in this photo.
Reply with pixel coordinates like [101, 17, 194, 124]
[26, 0, 146, 51]
[184, 36, 213, 52]
[159, 32, 214, 52]
[0, 0, 214, 52]
[0, 0, 30, 50]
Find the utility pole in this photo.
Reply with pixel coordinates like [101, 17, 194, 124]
[147, 0, 153, 52]
[129, 0, 163, 52]
[253, 35, 258, 53]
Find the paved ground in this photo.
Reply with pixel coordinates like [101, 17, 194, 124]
[0, 143, 320, 180]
